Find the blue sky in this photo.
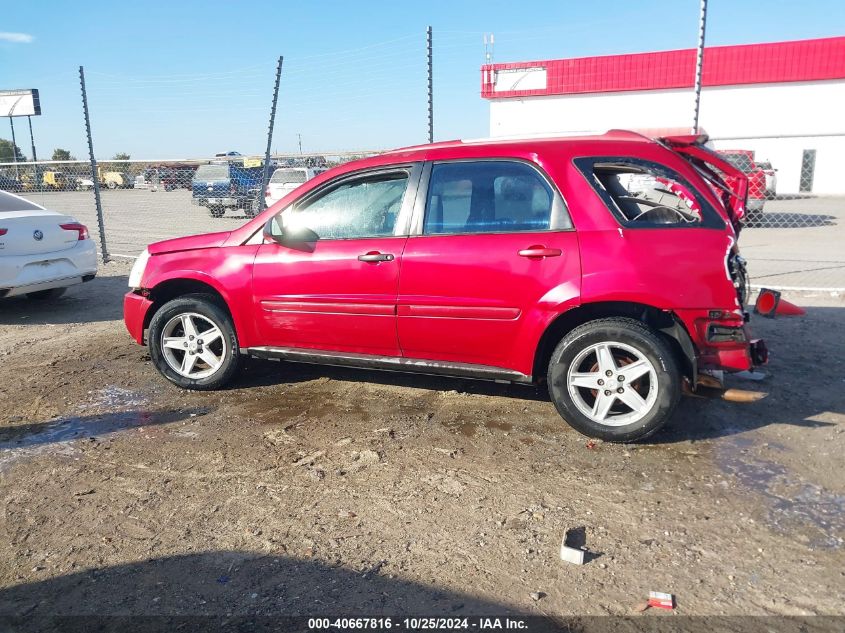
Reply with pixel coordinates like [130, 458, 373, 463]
[2, 0, 843, 159]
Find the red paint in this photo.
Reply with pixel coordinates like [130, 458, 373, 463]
[123, 292, 152, 344]
[481, 36, 845, 99]
[252, 237, 406, 356]
[124, 131, 764, 380]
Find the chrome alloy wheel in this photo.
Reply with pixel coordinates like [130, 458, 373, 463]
[160, 312, 227, 379]
[566, 341, 658, 427]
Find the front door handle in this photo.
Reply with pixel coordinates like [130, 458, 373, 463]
[358, 252, 395, 263]
[518, 246, 562, 258]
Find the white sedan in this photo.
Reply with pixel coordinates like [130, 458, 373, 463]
[0, 190, 97, 300]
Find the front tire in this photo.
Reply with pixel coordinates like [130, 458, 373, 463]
[547, 318, 681, 442]
[148, 294, 240, 390]
[209, 206, 225, 218]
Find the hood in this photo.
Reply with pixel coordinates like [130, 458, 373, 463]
[148, 231, 232, 255]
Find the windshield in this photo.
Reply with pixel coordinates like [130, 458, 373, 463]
[194, 164, 229, 180]
[721, 153, 754, 173]
[271, 169, 308, 185]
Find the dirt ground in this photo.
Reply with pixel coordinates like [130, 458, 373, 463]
[1, 260, 843, 620]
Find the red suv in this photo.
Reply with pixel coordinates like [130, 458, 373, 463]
[124, 131, 766, 442]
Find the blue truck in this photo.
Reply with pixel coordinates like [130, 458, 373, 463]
[191, 161, 266, 218]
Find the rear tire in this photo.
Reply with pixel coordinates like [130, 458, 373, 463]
[148, 294, 240, 390]
[26, 287, 67, 301]
[546, 317, 681, 442]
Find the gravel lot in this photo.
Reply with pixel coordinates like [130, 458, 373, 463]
[19, 189, 845, 291]
[0, 261, 844, 621]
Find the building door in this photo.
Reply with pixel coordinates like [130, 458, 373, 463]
[800, 149, 816, 193]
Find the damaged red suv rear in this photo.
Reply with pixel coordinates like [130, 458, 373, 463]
[124, 130, 767, 442]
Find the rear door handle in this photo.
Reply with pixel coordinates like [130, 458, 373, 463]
[358, 252, 395, 263]
[518, 246, 562, 258]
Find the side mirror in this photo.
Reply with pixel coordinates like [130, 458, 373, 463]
[262, 217, 284, 244]
[262, 216, 319, 250]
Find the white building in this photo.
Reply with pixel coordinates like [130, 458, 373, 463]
[481, 36, 845, 194]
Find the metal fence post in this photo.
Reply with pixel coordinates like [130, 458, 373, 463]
[691, 0, 708, 134]
[79, 66, 109, 263]
[427, 26, 434, 144]
[260, 56, 284, 213]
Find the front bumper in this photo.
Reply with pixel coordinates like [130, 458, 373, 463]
[124, 290, 153, 344]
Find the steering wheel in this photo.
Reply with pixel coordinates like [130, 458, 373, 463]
[618, 195, 699, 223]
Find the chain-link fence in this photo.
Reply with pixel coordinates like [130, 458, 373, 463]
[2, 25, 843, 293]
[0, 152, 378, 257]
[703, 137, 845, 292]
[6, 147, 842, 292]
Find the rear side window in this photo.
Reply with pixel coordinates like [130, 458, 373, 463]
[0, 190, 42, 212]
[575, 157, 724, 229]
[423, 161, 564, 235]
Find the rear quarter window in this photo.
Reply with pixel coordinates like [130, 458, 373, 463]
[574, 156, 725, 229]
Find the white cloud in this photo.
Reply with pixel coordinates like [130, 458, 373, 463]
[0, 32, 34, 44]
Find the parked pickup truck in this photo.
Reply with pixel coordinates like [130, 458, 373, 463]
[191, 162, 265, 217]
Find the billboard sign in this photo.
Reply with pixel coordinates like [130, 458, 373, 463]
[0, 89, 41, 117]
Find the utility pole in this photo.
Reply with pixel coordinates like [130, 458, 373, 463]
[260, 56, 284, 212]
[297, 133, 302, 155]
[79, 66, 109, 263]
[427, 26, 433, 144]
[27, 115, 37, 161]
[8, 117, 19, 178]
[692, 0, 708, 134]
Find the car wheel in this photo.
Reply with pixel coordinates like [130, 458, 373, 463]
[107, 181, 117, 190]
[209, 207, 225, 218]
[148, 294, 240, 390]
[547, 317, 680, 442]
[26, 287, 67, 301]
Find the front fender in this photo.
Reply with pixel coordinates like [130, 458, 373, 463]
[143, 245, 260, 346]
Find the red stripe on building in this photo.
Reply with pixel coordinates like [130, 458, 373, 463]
[481, 36, 845, 99]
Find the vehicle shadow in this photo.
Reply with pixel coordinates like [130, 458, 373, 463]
[233, 358, 551, 403]
[656, 306, 844, 443]
[745, 212, 836, 228]
[235, 307, 844, 444]
[0, 552, 557, 628]
[772, 193, 817, 201]
[0, 407, 210, 450]
[0, 274, 128, 326]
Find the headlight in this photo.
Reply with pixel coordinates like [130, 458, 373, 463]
[128, 248, 150, 289]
